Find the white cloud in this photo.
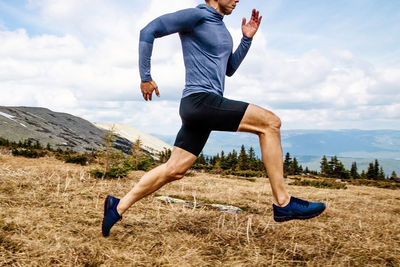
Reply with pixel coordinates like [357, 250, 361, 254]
[0, 29, 85, 60]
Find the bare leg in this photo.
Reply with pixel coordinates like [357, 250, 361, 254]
[238, 104, 290, 207]
[117, 146, 197, 215]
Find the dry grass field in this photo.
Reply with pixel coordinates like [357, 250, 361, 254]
[1, 154, 399, 266]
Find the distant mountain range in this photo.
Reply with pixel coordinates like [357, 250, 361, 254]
[153, 130, 400, 175]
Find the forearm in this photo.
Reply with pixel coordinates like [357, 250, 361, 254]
[138, 17, 167, 82]
[226, 36, 252, 77]
[139, 42, 153, 82]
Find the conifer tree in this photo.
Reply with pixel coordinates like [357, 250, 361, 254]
[248, 147, 256, 170]
[350, 162, 360, 179]
[367, 162, 375, 180]
[129, 138, 153, 171]
[226, 150, 238, 170]
[290, 157, 301, 175]
[196, 152, 207, 165]
[320, 155, 329, 177]
[131, 138, 143, 166]
[209, 154, 217, 167]
[374, 159, 380, 179]
[220, 150, 230, 170]
[378, 167, 385, 180]
[284, 152, 292, 175]
[256, 158, 265, 172]
[331, 157, 349, 179]
[158, 148, 171, 163]
[237, 145, 249, 170]
[328, 156, 338, 177]
[102, 127, 115, 175]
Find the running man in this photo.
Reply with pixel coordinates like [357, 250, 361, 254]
[102, 0, 326, 237]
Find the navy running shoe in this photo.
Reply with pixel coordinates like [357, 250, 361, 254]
[101, 195, 122, 237]
[273, 197, 326, 222]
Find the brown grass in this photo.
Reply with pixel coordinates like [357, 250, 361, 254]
[1, 155, 399, 266]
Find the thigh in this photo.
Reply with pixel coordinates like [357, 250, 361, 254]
[173, 124, 211, 156]
[237, 104, 281, 134]
[209, 95, 249, 131]
[196, 93, 249, 131]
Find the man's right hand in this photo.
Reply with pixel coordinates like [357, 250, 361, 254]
[140, 80, 160, 101]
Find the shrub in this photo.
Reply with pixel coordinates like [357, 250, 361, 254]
[123, 155, 154, 172]
[191, 163, 213, 171]
[89, 169, 104, 178]
[64, 154, 88, 166]
[136, 158, 153, 171]
[11, 148, 46, 158]
[0, 137, 10, 147]
[90, 165, 130, 179]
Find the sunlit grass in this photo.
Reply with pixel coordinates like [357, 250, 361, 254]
[1, 154, 399, 266]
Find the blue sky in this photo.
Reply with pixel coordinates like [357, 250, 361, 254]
[0, 0, 399, 134]
[226, 0, 400, 65]
[2, 0, 399, 64]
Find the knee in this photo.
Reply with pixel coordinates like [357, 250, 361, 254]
[260, 110, 281, 133]
[270, 114, 282, 131]
[164, 163, 186, 181]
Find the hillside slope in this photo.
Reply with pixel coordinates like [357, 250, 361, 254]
[0, 106, 132, 153]
[94, 122, 172, 159]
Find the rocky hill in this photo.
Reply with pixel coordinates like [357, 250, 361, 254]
[0, 106, 133, 153]
[94, 123, 171, 159]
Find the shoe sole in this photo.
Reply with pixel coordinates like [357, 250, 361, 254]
[274, 205, 327, 223]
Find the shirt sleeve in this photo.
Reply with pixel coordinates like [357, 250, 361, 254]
[139, 8, 204, 82]
[226, 36, 252, 77]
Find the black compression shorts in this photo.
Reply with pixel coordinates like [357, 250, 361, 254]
[174, 92, 249, 156]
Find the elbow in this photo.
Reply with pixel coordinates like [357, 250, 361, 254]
[140, 18, 163, 43]
[140, 19, 158, 43]
[140, 27, 150, 42]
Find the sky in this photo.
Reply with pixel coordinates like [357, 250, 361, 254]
[0, 0, 399, 135]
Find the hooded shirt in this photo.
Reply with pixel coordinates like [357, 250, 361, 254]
[139, 4, 252, 97]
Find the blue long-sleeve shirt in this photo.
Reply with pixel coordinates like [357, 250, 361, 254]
[139, 4, 252, 97]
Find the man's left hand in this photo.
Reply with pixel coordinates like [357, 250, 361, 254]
[242, 9, 262, 39]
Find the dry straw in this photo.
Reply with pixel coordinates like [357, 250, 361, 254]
[1, 155, 399, 266]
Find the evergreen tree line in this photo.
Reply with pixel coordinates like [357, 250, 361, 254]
[0, 137, 48, 150]
[320, 155, 397, 180]
[183, 142, 399, 180]
[0, 136, 56, 158]
[192, 145, 265, 173]
[283, 152, 304, 176]
[2, 135, 398, 180]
